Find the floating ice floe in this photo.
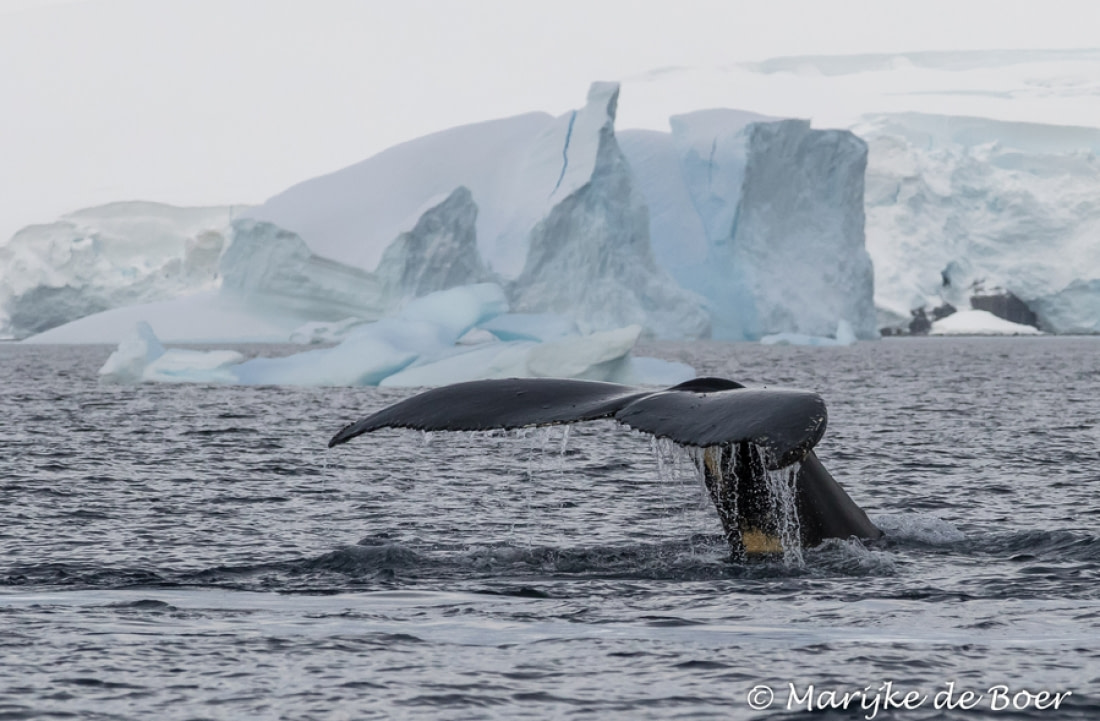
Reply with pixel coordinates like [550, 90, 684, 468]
[98, 320, 245, 384]
[99, 284, 694, 387]
[929, 310, 1042, 336]
[759, 320, 858, 347]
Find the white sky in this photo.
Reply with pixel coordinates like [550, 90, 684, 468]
[1, 0, 1097, 244]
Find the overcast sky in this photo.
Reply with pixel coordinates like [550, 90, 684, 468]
[1, 0, 1096, 243]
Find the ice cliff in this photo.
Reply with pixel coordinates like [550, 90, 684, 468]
[859, 113, 1100, 333]
[248, 82, 711, 340]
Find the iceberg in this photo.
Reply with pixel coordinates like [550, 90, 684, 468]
[99, 321, 244, 384]
[7, 84, 883, 344]
[479, 313, 579, 342]
[221, 218, 385, 321]
[250, 82, 711, 340]
[98, 321, 166, 383]
[23, 219, 389, 344]
[289, 317, 364, 345]
[246, 111, 563, 278]
[374, 186, 495, 303]
[232, 283, 508, 386]
[380, 325, 694, 388]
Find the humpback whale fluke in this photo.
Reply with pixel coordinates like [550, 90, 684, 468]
[328, 377, 882, 555]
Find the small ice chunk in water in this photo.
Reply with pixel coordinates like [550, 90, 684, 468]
[98, 321, 166, 383]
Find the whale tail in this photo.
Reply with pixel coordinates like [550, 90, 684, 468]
[329, 377, 882, 554]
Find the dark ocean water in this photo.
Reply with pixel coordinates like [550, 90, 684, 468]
[2, 337, 1099, 720]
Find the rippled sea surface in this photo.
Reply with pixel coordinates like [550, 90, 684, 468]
[3, 337, 1099, 720]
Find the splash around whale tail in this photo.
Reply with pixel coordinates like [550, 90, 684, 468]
[328, 376, 882, 551]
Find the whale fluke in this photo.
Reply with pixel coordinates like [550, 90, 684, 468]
[328, 376, 881, 554]
[329, 377, 826, 468]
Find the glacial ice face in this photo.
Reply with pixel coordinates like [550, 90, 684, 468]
[859, 112, 1100, 333]
[623, 112, 876, 340]
[10, 84, 888, 346]
[0, 202, 235, 339]
[512, 84, 711, 340]
[374, 186, 494, 302]
[667, 109, 775, 246]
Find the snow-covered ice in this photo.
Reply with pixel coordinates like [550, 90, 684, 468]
[930, 310, 1043, 336]
[25, 291, 295, 345]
